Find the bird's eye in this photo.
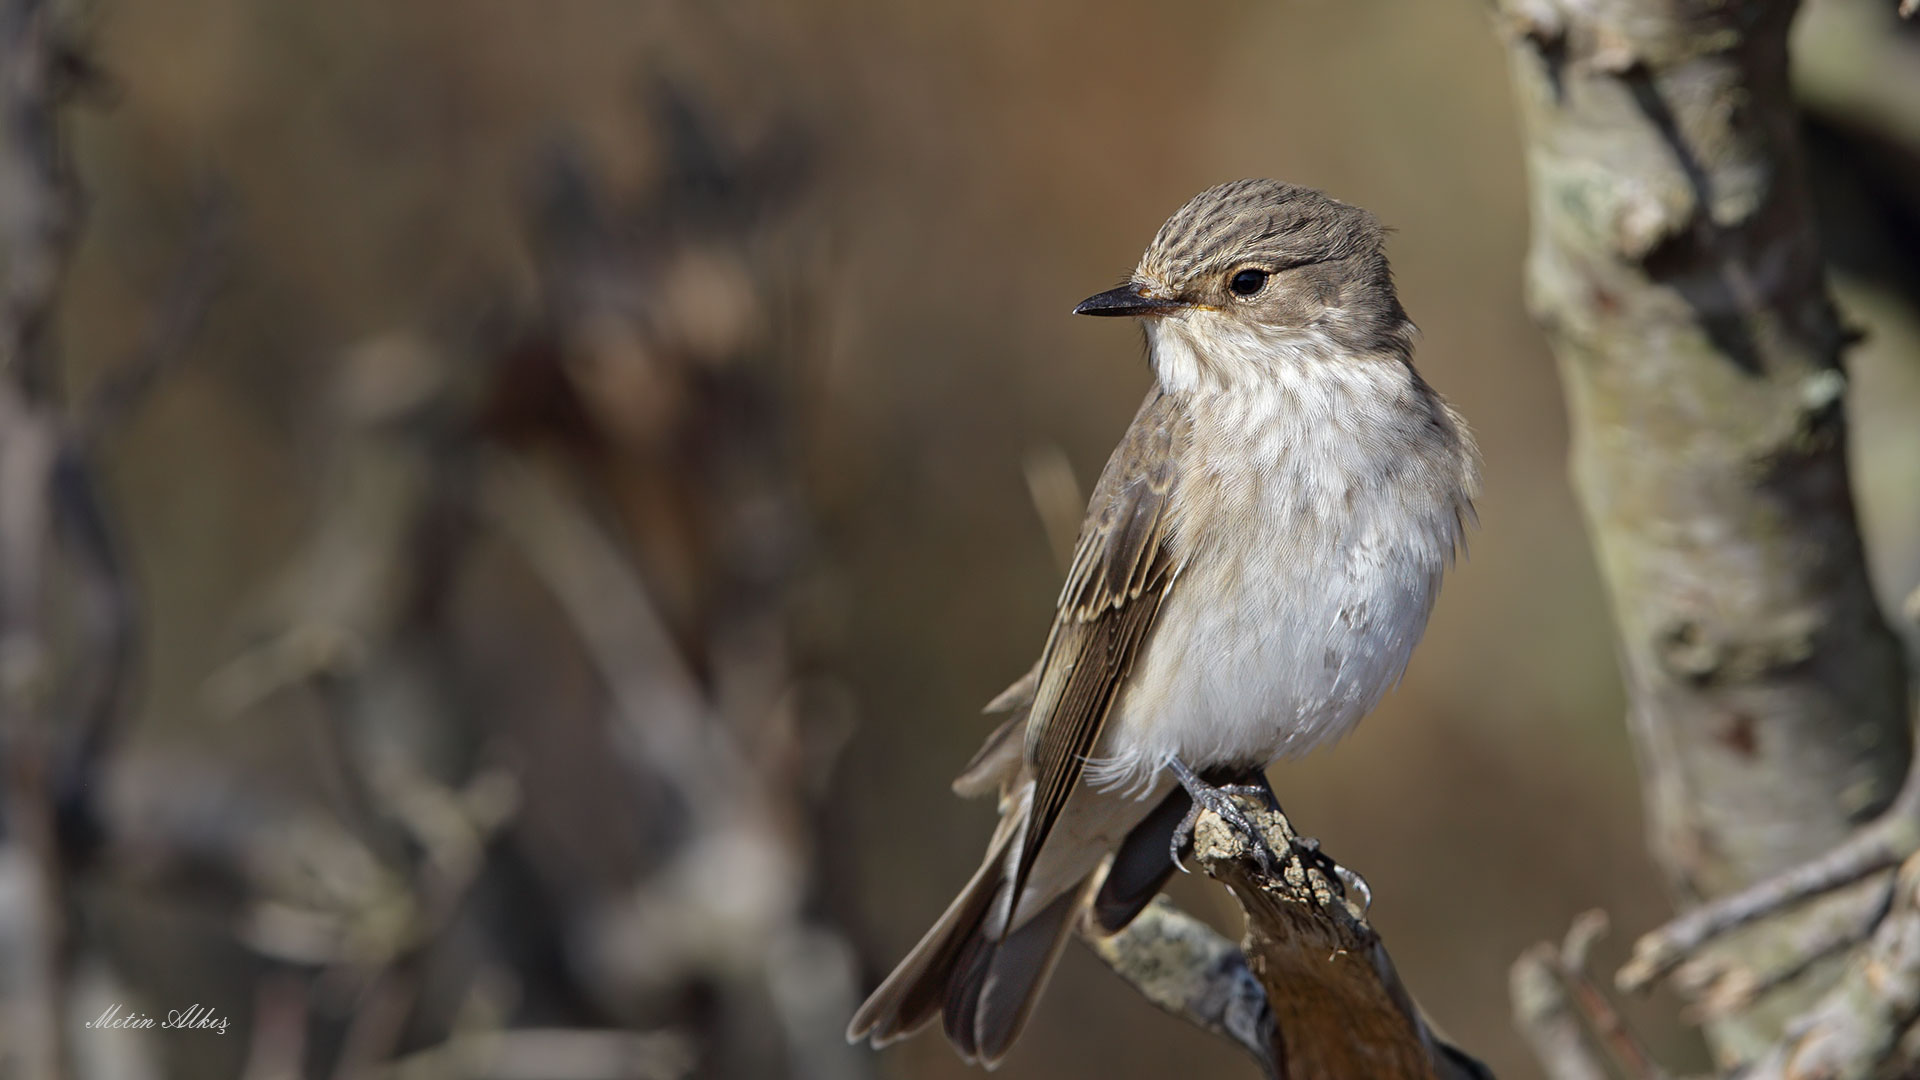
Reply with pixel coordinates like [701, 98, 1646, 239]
[1229, 269, 1269, 296]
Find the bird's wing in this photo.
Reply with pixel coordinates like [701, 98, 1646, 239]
[1006, 386, 1185, 921]
[982, 658, 1042, 715]
[950, 659, 1043, 801]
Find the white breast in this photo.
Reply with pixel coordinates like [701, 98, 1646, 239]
[1087, 331, 1467, 796]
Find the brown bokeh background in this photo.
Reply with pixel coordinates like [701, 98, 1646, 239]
[52, 0, 1920, 1077]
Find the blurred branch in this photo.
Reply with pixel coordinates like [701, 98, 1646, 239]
[1512, 944, 1611, 1080]
[52, 195, 224, 852]
[1673, 875, 1892, 1022]
[477, 451, 752, 814]
[1513, 914, 1676, 1080]
[1021, 444, 1082, 572]
[1, 3, 222, 1070]
[37, 67, 850, 1078]
[0, 394, 69, 1080]
[0, 0, 77, 396]
[1617, 772, 1919, 994]
[325, 767, 521, 1080]
[1490, 0, 1916, 1066]
[1089, 799, 1493, 1080]
[76, 188, 228, 442]
[1737, 852, 1920, 1080]
[479, 448, 868, 1080]
[0, 1, 84, 1076]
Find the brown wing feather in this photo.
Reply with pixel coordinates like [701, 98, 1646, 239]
[949, 659, 1043, 800]
[1006, 387, 1185, 921]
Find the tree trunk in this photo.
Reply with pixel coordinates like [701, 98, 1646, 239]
[1489, 0, 1914, 1063]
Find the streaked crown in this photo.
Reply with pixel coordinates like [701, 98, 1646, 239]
[1136, 179, 1386, 292]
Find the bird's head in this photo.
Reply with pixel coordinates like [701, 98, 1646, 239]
[1073, 179, 1414, 392]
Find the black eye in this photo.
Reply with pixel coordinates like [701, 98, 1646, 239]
[1229, 268, 1268, 296]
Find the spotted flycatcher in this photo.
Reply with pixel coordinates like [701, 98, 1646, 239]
[848, 179, 1481, 1066]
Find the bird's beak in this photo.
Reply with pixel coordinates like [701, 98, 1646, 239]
[1072, 283, 1189, 318]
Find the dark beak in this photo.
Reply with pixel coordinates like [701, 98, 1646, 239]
[1072, 284, 1188, 318]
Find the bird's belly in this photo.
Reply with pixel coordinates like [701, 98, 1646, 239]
[1090, 502, 1444, 795]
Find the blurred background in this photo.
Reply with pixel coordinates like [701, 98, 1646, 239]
[9, 0, 1920, 1077]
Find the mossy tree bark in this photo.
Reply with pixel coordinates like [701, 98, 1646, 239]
[1490, 0, 1914, 1064]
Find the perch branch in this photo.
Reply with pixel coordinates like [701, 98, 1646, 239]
[1092, 796, 1493, 1079]
[1082, 895, 1280, 1079]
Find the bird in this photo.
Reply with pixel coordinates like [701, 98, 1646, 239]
[847, 179, 1481, 1067]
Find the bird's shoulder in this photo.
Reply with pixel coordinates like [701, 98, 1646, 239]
[1006, 386, 1188, 904]
[1056, 385, 1187, 622]
[951, 386, 1187, 803]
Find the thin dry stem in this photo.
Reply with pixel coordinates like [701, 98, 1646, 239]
[1619, 775, 1920, 995]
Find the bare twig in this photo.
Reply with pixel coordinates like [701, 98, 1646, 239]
[1557, 912, 1668, 1079]
[1738, 853, 1920, 1080]
[1514, 913, 1675, 1080]
[1619, 774, 1920, 995]
[1675, 873, 1896, 1021]
[1513, 944, 1612, 1080]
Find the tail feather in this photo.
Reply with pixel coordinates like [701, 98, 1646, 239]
[942, 923, 995, 1058]
[1090, 786, 1187, 933]
[852, 776, 1171, 1065]
[848, 817, 1092, 1067]
[963, 884, 1084, 1067]
[847, 828, 1014, 1046]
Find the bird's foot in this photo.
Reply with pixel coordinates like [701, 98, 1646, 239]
[1166, 758, 1286, 875]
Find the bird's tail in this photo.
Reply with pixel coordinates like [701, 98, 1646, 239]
[846, 811, 1086, 1068]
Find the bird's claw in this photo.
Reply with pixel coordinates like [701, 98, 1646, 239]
[1162, 761, 1356, 899]
[1166, 760, 1287, 875]
[1335, 864, 1373, 911]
